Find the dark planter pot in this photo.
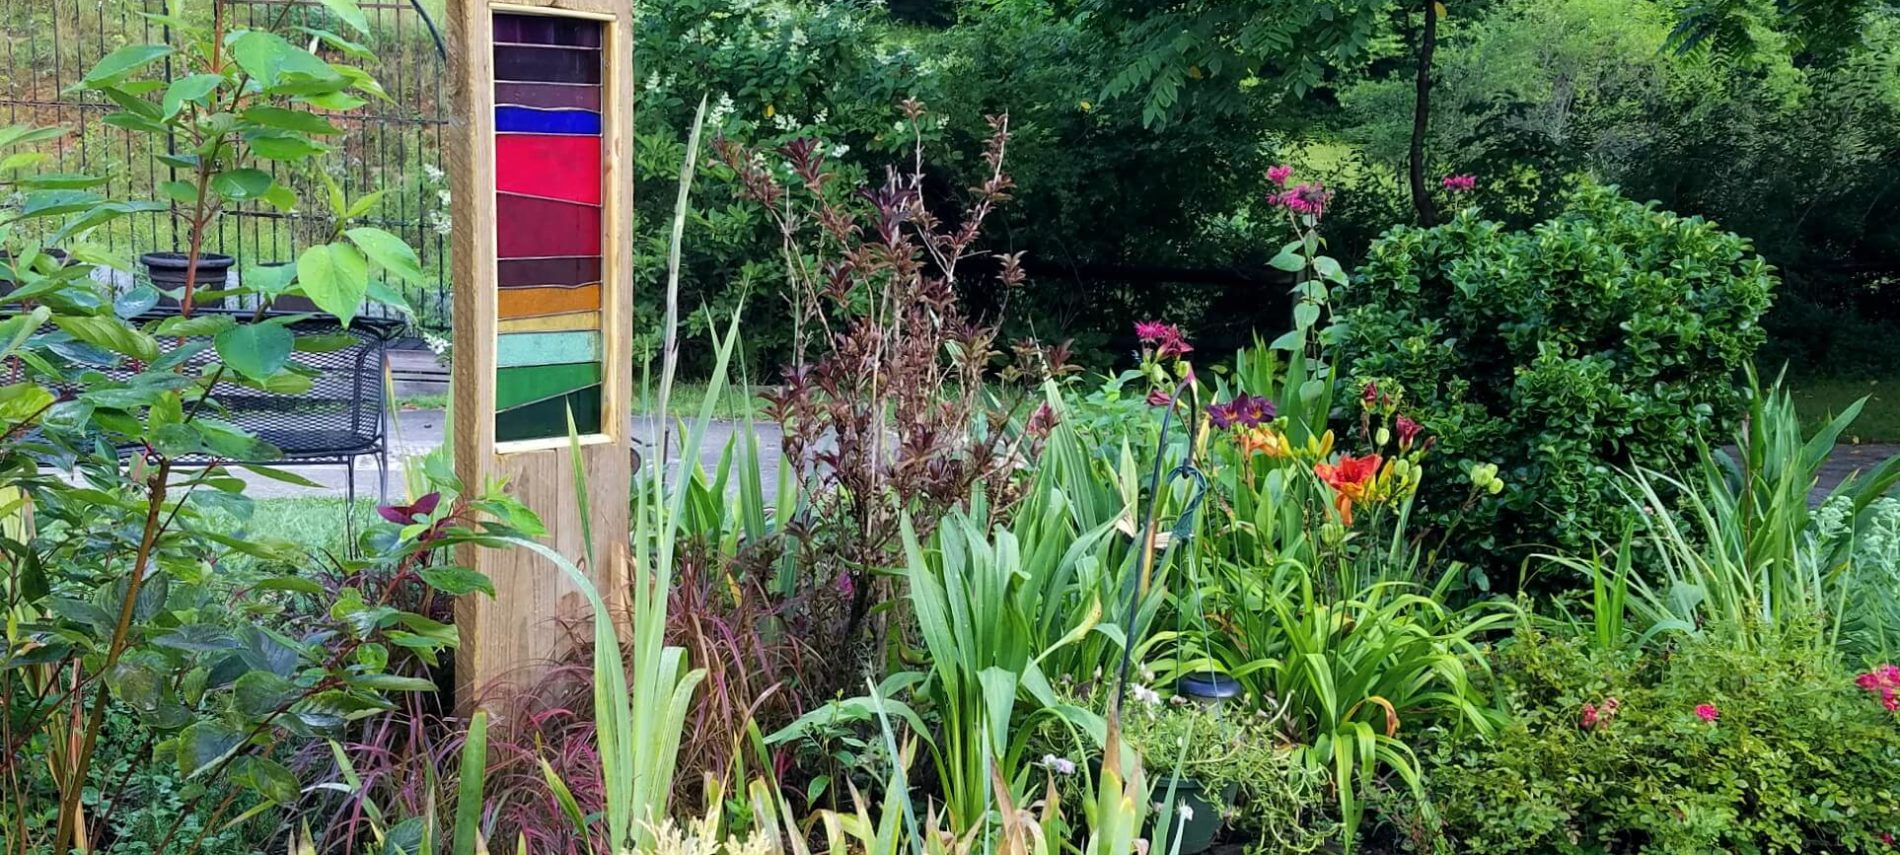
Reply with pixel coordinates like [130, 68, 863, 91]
[1178, 673, 1243, 708]
[0, 248, 70, 295]
[1152, 773, 1235, 855]
[140, 251, 233, 310]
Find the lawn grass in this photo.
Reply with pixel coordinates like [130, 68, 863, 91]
[1789, 375, 1900, 443]
[243, 497, 373, 555]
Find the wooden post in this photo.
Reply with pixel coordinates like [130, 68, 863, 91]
[445, 0, 633, 709]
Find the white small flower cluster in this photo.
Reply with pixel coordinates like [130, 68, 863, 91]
[421, 163, 444, 182]
[1038, 754, 1076, 775]
[708, 93, 737, 127]
[1130, 684, 1161, 706]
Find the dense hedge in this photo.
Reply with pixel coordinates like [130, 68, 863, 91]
[1332, 183, 1776, 568]
[1415, 632, 1900, 852]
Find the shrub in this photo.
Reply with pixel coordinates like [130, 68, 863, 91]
[1412, 631, 1900, 853]
[1332, 183, 1776, 569]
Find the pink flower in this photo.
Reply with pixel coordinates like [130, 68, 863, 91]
[1134, 321, 1194, 358]
[1441, 174, 1477, 193]
[1579, 703, 1600, 730]
[1147, 389, 1174, 408]
[1856, 664, 1900, 712]
[1267, 164, 1293, 187]
[1270, 182, 1333, 218]
[1694, 703, 1720, 723]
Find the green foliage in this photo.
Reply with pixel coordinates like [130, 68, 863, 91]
[0, 3, 502, 851]
[1080, 0, 1386, 128]
[1544, 375, 1900, 659]
[1333, 183, 1777, 567]
[1416, 630, 1900, 853]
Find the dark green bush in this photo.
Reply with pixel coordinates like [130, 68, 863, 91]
[1412, 632, 1900, 853]
[1332, 183, 1776, 567]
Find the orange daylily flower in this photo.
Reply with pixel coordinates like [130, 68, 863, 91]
[1237, 425, 1291, 459]
[1315, 453, 1382, 525]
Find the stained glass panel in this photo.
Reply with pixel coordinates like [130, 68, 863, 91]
[491, 11, 605, 442]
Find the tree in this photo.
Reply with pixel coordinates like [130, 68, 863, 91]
[1082, 0, 1388, 128]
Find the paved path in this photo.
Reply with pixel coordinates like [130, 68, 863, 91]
[232, 410, 784, 502]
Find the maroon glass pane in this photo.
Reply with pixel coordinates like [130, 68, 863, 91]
[493, 45, 600, 85]
[493, 13, 602, 47]
[495, 81, 602, 111]
[498, 256, 602, 288]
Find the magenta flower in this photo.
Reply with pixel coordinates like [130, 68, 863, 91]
[1441, 173, 1477, 193]
[1135, 320, 1172, 343]
[1694, 703, 1720, 723]
[1157, 331, 1194, 359]
[1147, 389, 1174, 408]
[1267, 164, 1293, 187]
[1579, 703, 1599, 730]
[1271, 182, 1333, 218]
[1855, 664, 1900, 712]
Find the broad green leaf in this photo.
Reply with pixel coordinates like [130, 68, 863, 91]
[162, 73, 224, 118]
[153, 624, 241, 653]
[316, 0, 370, 34]
[345, 226, 425, 285]
[54, 315, 159, 362]
[215, 321, 294, 381]
[247, 134, 327, 161]
[226, 31, 340, 90]
[84, 44, 173, 85]
[350, 674, 439, 692]
[297, 241, 370, 324]
[261, 184, 298, 211]
[241, 106, 340, 135]
[177, 720, 245, 777]
[18, 172, 106, 190]
[234, 756, 301, 805]
[420, 567, 495, 598]
[211, 168, 274, 201]
[159, 180, 201, 205]
[235, 670, 298, 719]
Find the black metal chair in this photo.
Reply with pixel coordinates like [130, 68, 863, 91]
[103, 311, 404, 511]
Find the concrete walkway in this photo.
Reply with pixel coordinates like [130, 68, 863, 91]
[234, 409, 785, 502]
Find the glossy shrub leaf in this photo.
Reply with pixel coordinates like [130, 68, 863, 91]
[345, 226, 426, 285]
[297, 241, 370, 324]
[153, 624, 242, 653]
[234, 670, 298, 720]
[234, 755, 301, 805]
[211, 168, 274, 201]
[420, 567, 495, 597]
[161, 73, 224, 118]
[316, 0, 371, 35]
[84, 44, 173, 85]
[214, 321, 294, 381]
[177, 720, 245, 777]
[54, 315, 159, 362]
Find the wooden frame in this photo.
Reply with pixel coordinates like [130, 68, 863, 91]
[446, 0, 633, 709]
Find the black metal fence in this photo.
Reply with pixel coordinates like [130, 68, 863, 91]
[0, 0, 454, 330]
